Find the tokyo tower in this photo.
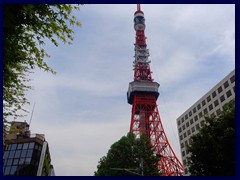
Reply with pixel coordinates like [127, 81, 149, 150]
[127, 4, 184, 176]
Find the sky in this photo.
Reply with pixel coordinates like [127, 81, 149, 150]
[15, 4, 235, 176]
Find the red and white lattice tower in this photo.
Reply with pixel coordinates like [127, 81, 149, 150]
[127, 4, 184, 176]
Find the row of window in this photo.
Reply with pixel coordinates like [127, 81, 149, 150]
[4, 165, 19, 176]
[4, 150, 42, 165]
[3, 163, 38, 176]
[4, 157, 40, 167]
[5, 142, 34, 151]
[4, 143, 42, 160]
[4, 149, 33, 160]
[5, 142, 42, 152]
[4, 157, 32, 167]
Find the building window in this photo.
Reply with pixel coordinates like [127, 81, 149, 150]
[220, 95, 225, 102]
[180, 135, 183, 140]
[13, 159, 19, 165]
[183, 132, 187, 138]
[3, 151, 9, 159]
[9, 151, 15, 158]
[193, 107, 196, 113]
[197, 104, 201, 110]
[203, 108, 208, 114]
[14, 150, 21, 158]
[191, 127, 195, 133]
[6, 158, 13, 166]
[196, 123, 200, 130]
[11, 144, 17, 150]
[224, 81, 229, 89]
[23, 143, 29, 150]
[181, 143, 184, 148]
[199, 112, 203, 118]
[6, 145, 11, 151]
[181, 117, 184, 123]
[179, 127, 182, 133]
[29, 142, 35, 149]
[212, 91, 216, 98]
[21, 150, 27, 157]
[214, 99, 219, 107]
[187, 129, 191, 135]
[4, 166, 11, 175]
[189, 111, 192, 117]
[226, 90, 232, 98]
[202, 100, 206, 106]
[26, 149, 33, 158]
[17, 144, 23, 150]
[190, 119, 194, 125]
[194, 115, 198, 122]
[207, 95, 211, 102]
[185, 114, 188, 120]
[182, 124, 185, 130]
[208, 104, 213, 111]
[186, 122, 189, 128]
[218, 86, 223, 94]
[230, 75, 235, 83]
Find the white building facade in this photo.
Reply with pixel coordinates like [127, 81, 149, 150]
[176, 70, 235, 175]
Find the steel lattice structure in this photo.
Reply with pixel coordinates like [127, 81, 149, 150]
[127, 4, 184, 176]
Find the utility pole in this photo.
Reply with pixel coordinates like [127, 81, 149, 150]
[29, 102, 36, 127]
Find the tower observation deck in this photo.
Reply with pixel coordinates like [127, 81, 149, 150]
[127, 4, 184, 176]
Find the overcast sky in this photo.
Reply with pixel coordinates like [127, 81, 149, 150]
[15, 4, 235, 176]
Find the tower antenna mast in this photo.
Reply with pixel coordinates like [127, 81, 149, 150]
[137, 4, 141, 11]
[29, 102, 36, 128]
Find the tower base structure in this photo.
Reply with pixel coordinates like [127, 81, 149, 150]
[129, 93, 184, 176]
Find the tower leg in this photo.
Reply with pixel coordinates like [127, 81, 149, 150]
[130, 94, 184, 176]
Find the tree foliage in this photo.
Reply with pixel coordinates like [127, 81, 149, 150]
[187, 101, 235, 176]
[3, 4, 81, 138]
[94, 133, 160, 176]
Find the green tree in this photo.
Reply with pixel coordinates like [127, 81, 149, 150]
[187, 101, 235, 176]
[3, 4, 81, 140]
[94, 133, 160, 176]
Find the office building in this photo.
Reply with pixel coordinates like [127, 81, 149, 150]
[176, 70, 235, 175]
[3, 121, 55, 176]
